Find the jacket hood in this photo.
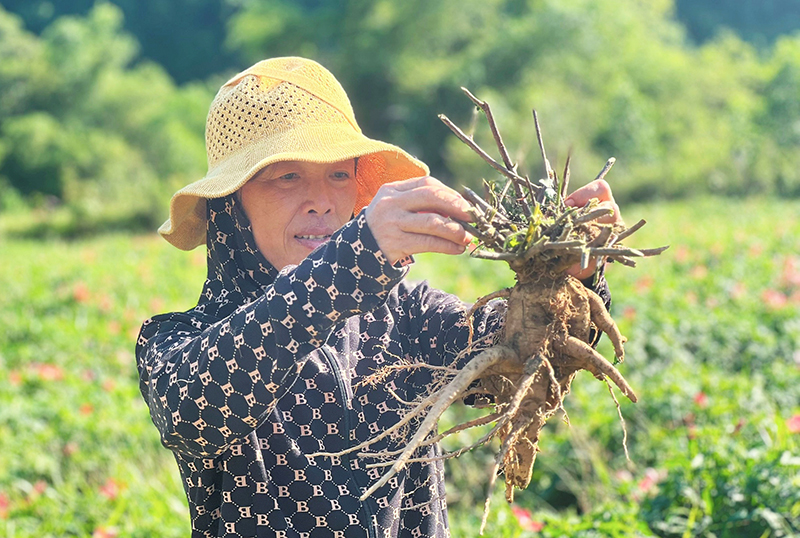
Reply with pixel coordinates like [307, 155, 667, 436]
[196, 195, 279, 315]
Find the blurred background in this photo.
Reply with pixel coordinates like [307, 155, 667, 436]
[1, 0, 800, 230]
[1, 1, 799, 537]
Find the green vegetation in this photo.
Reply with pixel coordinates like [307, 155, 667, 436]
[1, 1, 799, 535]
[1, 197, 798, 536]
[0, 3, 210, 231]
[2, 0, 800, 238]
[676, 0, 800, 46]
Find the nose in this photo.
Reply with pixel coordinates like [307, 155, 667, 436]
[306, 177, 334, 215]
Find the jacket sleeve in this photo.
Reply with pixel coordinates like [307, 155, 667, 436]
[400, 281, 506, 370]
[135, 212, 405, 458]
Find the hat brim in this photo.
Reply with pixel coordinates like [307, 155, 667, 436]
[159, 123, 429, 250]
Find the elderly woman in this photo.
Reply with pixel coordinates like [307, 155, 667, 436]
[136, 57, 620, 538]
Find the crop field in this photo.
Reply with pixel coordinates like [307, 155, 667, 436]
[1, 197, 798, 537]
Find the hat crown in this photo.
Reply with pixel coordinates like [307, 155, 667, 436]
[205, 57, 360, 169]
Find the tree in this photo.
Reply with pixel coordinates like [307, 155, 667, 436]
[0, 0, 241, 83]
[0, 4, 210, 224]
[676, 0, 800, 47]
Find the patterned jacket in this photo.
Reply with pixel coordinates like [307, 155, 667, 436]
[135, 195, 608, 538]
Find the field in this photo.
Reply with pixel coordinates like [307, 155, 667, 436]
[1, 197, 799, 537]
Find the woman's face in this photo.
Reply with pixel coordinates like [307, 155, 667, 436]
[239, 159, 358, 270]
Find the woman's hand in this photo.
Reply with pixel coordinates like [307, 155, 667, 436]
[365, 176, 474, 265]
[563, 179, 623, 281]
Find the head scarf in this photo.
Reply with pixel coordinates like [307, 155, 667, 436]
[195, 195, 278, 319]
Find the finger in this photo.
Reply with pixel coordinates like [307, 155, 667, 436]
[567, 261, 602, 281]
[588, 201, 622, 225]
[391, 185, 473, 221]
[384, 177, 473, 219]
[565, 179, 615, 207]
[398, 212, 473, 246]
[399, 231, 470, 259]
[565, 182, 622, 225]
[387, 175, 446, 193]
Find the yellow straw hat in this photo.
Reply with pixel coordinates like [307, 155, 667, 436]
[159, 57, 429, 250]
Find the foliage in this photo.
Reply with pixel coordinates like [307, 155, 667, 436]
[0, 0, 240, 83]
[0, 3, 210, 230]
[228, 0, 800, 202]
[411, 197, 800, 536]
[2, 197, 796, 536]
[2, 0, 800, 231]
[675, 0, 800, 47]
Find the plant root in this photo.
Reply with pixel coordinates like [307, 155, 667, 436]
[556, 336, 637, 403]
[358, 344, 516, 501]
[318, 88, 667, 530]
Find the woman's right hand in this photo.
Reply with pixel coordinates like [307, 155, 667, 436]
[364, 176, 474, 265]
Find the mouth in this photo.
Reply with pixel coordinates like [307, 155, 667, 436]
[294, 233, 332, 250]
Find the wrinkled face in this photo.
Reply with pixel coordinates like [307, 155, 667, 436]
[239, 159, 358, 270]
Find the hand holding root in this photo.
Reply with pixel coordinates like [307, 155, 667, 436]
[364, 176, 474, 265]
[312, 88, 667, 536]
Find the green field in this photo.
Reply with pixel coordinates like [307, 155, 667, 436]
[1, 198, 799, 537]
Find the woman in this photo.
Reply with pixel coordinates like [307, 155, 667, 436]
[136, 57, 620, 538]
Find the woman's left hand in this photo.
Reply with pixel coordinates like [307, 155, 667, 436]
[563, 179, 623, 281]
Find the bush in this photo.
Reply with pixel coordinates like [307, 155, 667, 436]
[0, 3, 209, 233]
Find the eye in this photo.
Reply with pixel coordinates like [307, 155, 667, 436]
[331, 171, 351, 181]
[279, 172, 299, 181]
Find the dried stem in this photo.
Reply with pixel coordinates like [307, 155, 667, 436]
[615, 219, 646, 242]
[573, 207, 614, 225]
[439, 114, 532, 209]
[532, 110, 554, 182]
[639, 246, 670, 257]
[461, 87, 517, 173]
[594, 158, 616, 181]
[560, 152, 572, 205]
[471, 250, 520, 261]
[463, 187, 512, 224]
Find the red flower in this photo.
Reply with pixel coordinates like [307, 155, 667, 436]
[637, 468, 663, 494]
[33, 363, 64, 381]
[689, 265, 708, 279]
[622, 306, 637, 321]
[0, 491, 9, 519]
[73, 282, 91, 304]
[781, 256, 800, 288]
[99, 478, 122, 501]
[80, 403, 94, 416]
[98, 294, 113, 313]
[511, 504, 545, 532]
[93, 527, 119, 538]
[149, 297, 166, 313]
[762, 289, 788, 310]
[787, 415, 800, 434]
[27, 480, 47, 502]
[730, 282, 746, 301]
[8, 370, 22, 387]
[693, 392, 708, 408]
[634, 275, 653, 293]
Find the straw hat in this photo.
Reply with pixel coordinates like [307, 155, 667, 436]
[159, 57, 429, 250]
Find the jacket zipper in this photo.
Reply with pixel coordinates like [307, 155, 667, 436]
[322, 346, 377, 538]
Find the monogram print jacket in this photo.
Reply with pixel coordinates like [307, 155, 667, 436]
[135, 195, 610, 538]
